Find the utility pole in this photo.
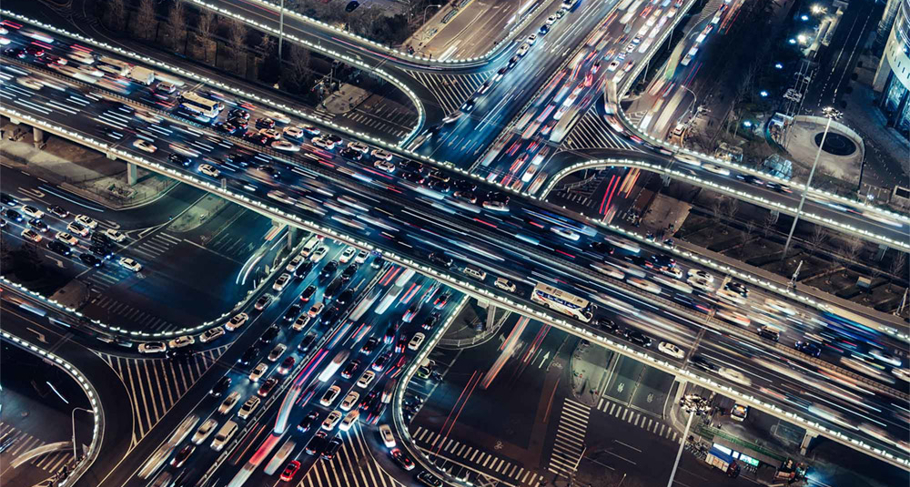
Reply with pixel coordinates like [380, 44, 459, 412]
[278, 0, 285, 61]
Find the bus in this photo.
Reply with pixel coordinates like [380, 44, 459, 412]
[531, 283, 594, 322]
[179, 92, 224, 118]
[548, 107, 579, 144]
[616, 0, 636, 11]
[619, 1, 642, 23]
[318, 350, 350, 382]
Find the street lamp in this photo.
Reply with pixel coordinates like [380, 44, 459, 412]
[423, 4, 443, 25]
[667, 395, 710, 487]
[71, 407, 93, 462]
[782, 107, 842, 259]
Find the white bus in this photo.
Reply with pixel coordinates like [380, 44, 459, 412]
[531, 283, 594, 322]
[179, 92, 224, 118]
[616, 0, 636, 10]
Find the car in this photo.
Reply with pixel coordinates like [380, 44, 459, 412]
[132, 139, 157, 153]
[226, 312, 249, 331]
[119, 257, 142, 272]
[336, 289, 354, 307]
[687, 269, 714, 282]
[299, 285, 317, 302]
[321, 385, 342, 407]
[372, 159, 396, 173]
[359, 391, 380, 410]
[198, 164, 221, 178]
[339, 247, 357, 264]
[795, 341, 821, 358]
[99, 228, 126, 243]
[218, 392, 241, 414]
[493, 67, 509, 83]
[283, 304, 302, 322]
[546, 13, 558, 25]
[21, 228, 42, 243]
[689, 355, 716, 371]
[257, 377, 279, 397]
[4, 47, 26, 59]
[262, 328, 282, 348]
[417, 471, 444, 487]
[255, 117, 276, 129]
[718, 367, 752, 387]
[254, 294, 273, 311]
[626, 330, 652, 347]
[703, 163, 730, 176]
[377, 424, 397, 448]
[238, 346, 259, 366]
[526, 33, 538, 44]
[298, 411, 319, 432]
[408, 333, 426, 351]
[625, 255, 654, 269]
[238, 395, 261, 419]
[757, 325, 780, 341]
[341, 391, 360, 411]
[249, 362, 269, 382]
[341, 263, 359, 281]
[658, 266, 683, 279]
[298, 332, 318, 352]
[272, 272, 291, 292]
[402, 303, 420, 323]
[312, 137, 336, 150]
[658, 341, 685, 359]
[79, 252, 102, 266]
[310, 245, 328, 262]
[433, 292, 451, 309]
[305, 431, 328, 455]
[64, 221, 88, 237]
[371, 149, 393, 161]
[353, 250, 369, 265]
[20, 205, 44, 219]
[168, 335, 195, 349]
[1, 193, 18, 207]
[687, 276, 715, 293]
[357, 370, 376, 388]
[170, 444, 195, 468]
[277, 356, 296, 374]
[308, 302, 325, 318]
[138, 342, 167, 354]
[280, 460, 301, 481]
[421, 313, 440, 331]
[283, 126, 305, 139]
[53, 232, 78, 246]
[372, 353, 393, 372]
[192, 418, 218, 445]
[550, 226, 580, 241]
[428, 252, 453, 269]
[339, 409, 360, 431]
[651, 254, 676, 268]
[383, 325, 398, 345]
[391, 448, 415, 471]
[74, 214, 98, 229]
[210, 377, 232, 397]
[322, 410, 343, 431]
[347, 141, 369, 153]
[360, 337, 379, 355]
[229, 108, 250, 120]
[724, 281, 749, 297]
[199, 326, 225, 343]
[453, 190, 478, 204]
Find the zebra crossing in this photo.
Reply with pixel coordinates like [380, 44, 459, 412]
[547, 398, 590, 478]
[342, 103, 416, 140]
[0, 422, 74, 475]
[564, 111, 636, 151]
[85, 295, 179, 332]
[97, 347, 228, 443]
[81, 232, 180, 293]
[128, 232, 182, 262]
[408, 71, 491, 114]
[298, 423, 402, 487]
[624, 111, 647, 128]
[595, 396, 681, 443]
[205, 231, 259, 259]
[553, 191, 594, 208]
[410, 425, 544, 486]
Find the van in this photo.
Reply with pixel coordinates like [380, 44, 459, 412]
[463, 265, 487, 281]
[324, 277, 344, 301]
[300, 237, 319, 258]
[238, 396, 261, 419]
[211, 421, 238, 451]
[757, 326, 780, 342]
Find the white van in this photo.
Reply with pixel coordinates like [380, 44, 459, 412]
[211, 421, 238, 451]
[300, 237, 319, 258]
[463, 266, 487, 281]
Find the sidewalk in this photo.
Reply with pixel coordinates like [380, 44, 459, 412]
[568, 339, 611, 407]
[319, 85, 371, 116]
[0, 122, 176, 209]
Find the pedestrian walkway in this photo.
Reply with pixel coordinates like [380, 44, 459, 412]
[595, 396, 681, 443]
[408, 71, 491, 114]
[0, 422, 74, 475]
[564, 110, 637, 151]
[96, 347, 228, 444]
[127, 232, 182, 262]
[298, 423, 402, 487]
[83, 295, 180, 332]
[547, 398, 590, 478]
[411, 425, 544, 486]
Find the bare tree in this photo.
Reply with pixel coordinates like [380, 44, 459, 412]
[722, 198, 739, 224]
[808, 225, 828, 254]
[105, 0, 127, 32]
[196, 9, 218, 62]
[837, 237, 864, 277]
[281, 43, 312, 94]
[166, 0, 188, 50]
[135, 0, 157, 41]
[761, 212, 776, 238]
[890, 252, 908, 291]
[226, 19, 248, 72]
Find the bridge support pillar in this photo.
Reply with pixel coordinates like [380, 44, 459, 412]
[486, 304, 497, 332]
[661, 174, 672, 187]
[876, 244, 888, 261]
[673, 377, 688, 406]
[799, 431, 817, 455]
[127, 162, 138, 186]
[770, 210, 779, 224]
[286, 226, 299, 251]
[33, 127, 44, 150]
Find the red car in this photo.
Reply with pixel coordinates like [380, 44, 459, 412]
[280, 460, 301, 481]
[391, 448, 415, 471]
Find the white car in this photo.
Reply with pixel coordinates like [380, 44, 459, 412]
[517, 43, 531, 57]
[78, 64, 104, 77]
[322, 410, 343, 431]
[138, 342, 167, 354]
[249, 363, 269, 382]
[526, 33, 537, 44]
[264, 111, 291, 124]
[703, 164, 730, 176]
[192, 419, 219, 445]
[718, 367, 752, 387]
[311, 137, 335, 150]
[546, 14, 558, 25]
[339, 247, 357, 264]
[716, 307, 751, 327]
[271, 140, 300, 152]
[309, 245, 328, 263]
[658, 266, 683, 279]
[764, 298, 797, 316]
[658, 341, 685, 359]
[627, 278, 661, 294]
[168, 335, 195, 349]
[374, 160, 396, 173]
[21, 229, 42, 243]
[226, 312, 249, 331]
[340, 391, 360, 411]
[357, 370, 376, 388]
[320, 385, 342, 407]
[199, 327, 225, 343]
[371, 149, 393, 161]
[550, 226, 580, 241]
[132, 139, 157, 153]
[308, 302, 325, 318]
[56, 232, 79, 246]
[347, 142, 370, 153]
[493, 277, 516, 293]
[218, 392, 241, 414]
[119, 257, 143, 272]
[607, 60, 620, 71]
[273, 273, 291, 292]
[67, 221, 90, 237]
[104, 229, 127, 243]
[238, 396, 261, 420]
[21, 205, 44, 219]
[339, 409, 360, 431]
[292, 315, 310, 332]
[16, 77, 43, 90]
[687, 276, 715, 293]
[199, 164, 221, 178]
[687, 269, 714, 282]
[75, 214, 98, 229]
[716, 288, 747, 305]
[283, 126, 305, 139]
[591, 263, 625, 280]
[354, 250, 369, 264]
[408, 333, 426, 351]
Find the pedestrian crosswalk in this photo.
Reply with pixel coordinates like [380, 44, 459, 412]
[84, 296, 179, 332]
[129, 232, 182, 262]
[410, 425, 544, 486]
[552, 191, 594, 208]
[205, 231, 258, 259]
[97, 347, 228, 443]
[408, 71, 491, 114]
[624, 111, 647, 128]
[342, 103, 417, 141]
[547, 398, 590, 478]
[0, 422, 75, 475]
[595, 396, 680, 443]
[564, 111, 637, 151]
[297, 423, 402, 487]
[81, 232, 180, 294]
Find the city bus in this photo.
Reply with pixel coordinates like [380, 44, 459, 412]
[179, 92, 224, 118]
[619, 1, 642, 24]
[530, 283, 594, 322]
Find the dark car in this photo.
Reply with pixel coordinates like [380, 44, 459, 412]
[298, 332, 317, 352]
[225, 152, 253, 167]
[210, 376, 231, 397]
[626, 330, 652, 347]
[170, 445, 195, 468]
[345, 0, 360, 11]
[453, 179, 477, 192]
[766, 182, 792, 193]
[166, 348, 195, 361]
[320, 261, 338, 279]
[47, 240, 73, 256]
[673, 295, 710, 314]
[427, 178, 451, 192]
[256, 117, 276, 129]
[48, 205, 68, 218]
[795, 341, 821, 357]
[391, 448, 415, 471]
[341, 359, 361, 379]
[257, 377, 279, 397]
[1, 193, 18, 206]
[650, 254, 676, 268]
[401, 171, 425, 184]
[284, 304, 302, 322]
[689, 355, 716, 371]
[230, 117, 249, 130]
[724, 281, 749, 297]
[737, 174, 764, 186]
[259, 324, 280, 344]
[300, 285, 317, 302]
[298, 411, 319, 432]
[625, 255, 654, 269]
[417, 471, 445, 487]
[590, 241, 615, 254]
[322, 437, 343, 460]
[428, 252, 453, 269]
[294, 261, 314, 279]
[594, 317, 618, 333]
[169, 153, 193, 167]
[341, 263, 359, 281]
[4, 47, 26, 59]
[305, 431, 328, 455]
[229, 108, 250, 120]
[401, 160, 424, 173]
[320, 306, 340, 326]
[421, 313, 440, 331]
[79, 253, 103, 267]
[336, 289, 354, 306]
[90, 243, 113, 259]
[25, 45, 45, 57]
[214, 121, 238, 134]
[339, 147, 363, 160]
[239, 346, 259, 365]
[4, 209, 22, 222]
[360, 337, 379, 355]
[383, 325, 397, 345]
[28, 217, 48, 231]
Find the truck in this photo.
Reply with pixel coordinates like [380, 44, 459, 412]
[129, 66, 156, 86]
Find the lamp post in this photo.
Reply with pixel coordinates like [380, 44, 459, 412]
[667, 394, 710, 487]
[782, 107, 842, 259]
[423, 4, 442, 25]
[278, 0, 285, 60]
[71, 407, 93, 462]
